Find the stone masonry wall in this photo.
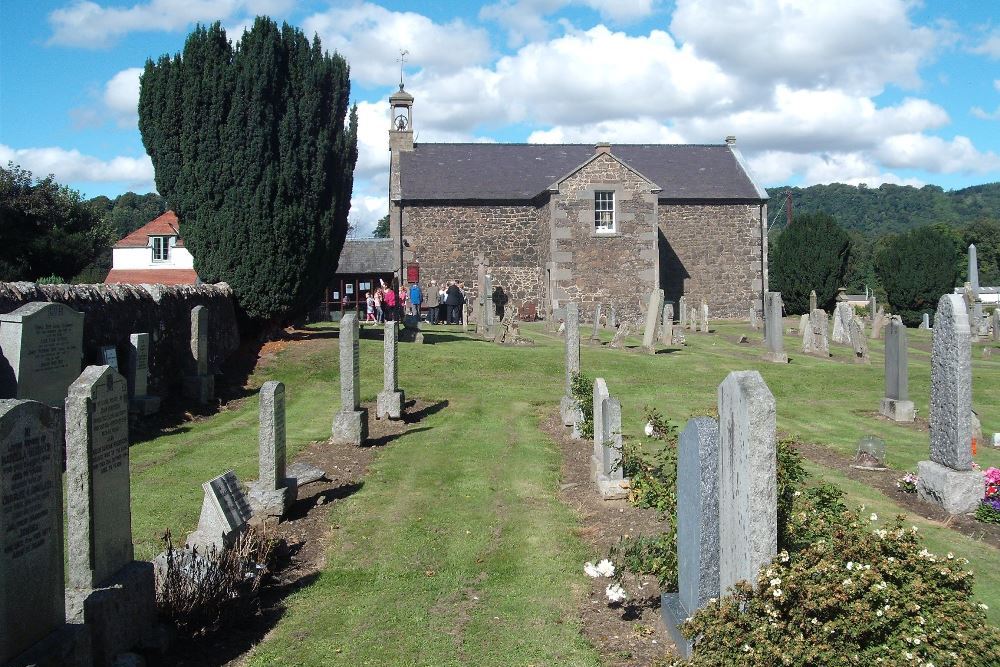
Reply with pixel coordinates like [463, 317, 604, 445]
[0, 282, 240, 399]
[403, 204, 543, 311]
[550, 153, 658, 324]
[657, 203, 764, 319]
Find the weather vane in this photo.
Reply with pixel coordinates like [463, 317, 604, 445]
[397, 49, 409, 88]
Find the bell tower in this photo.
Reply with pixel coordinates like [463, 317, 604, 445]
[388, 84, 414, 153]
[388, 51, 415, 284]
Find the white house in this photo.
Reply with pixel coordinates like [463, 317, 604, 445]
[105, 210, 199, 285]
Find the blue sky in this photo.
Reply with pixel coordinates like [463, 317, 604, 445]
[1, 0, 999, 235]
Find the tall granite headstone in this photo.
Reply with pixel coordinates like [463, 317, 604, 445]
[183, 305, 214, 404]
[332, 313, 368, 445]
[763, 292, 787, 363]
[678, 297, 687, 331]
[590, 377, 610, 481]
[595, 397, 628, 499]
[127, 333, 160, 415]
[483, 273, 495, 339]
[249, 381, 297, 517]
[660, 303, 674, 346]
[560, 303, 581, 428]
[917, 294, 984, 514]
[718, 371, 777, 594]
[662, 417, 720, 658]
[642, 289, 664, 353]
[377, 322, 405, 420]
[0, 301, 83, 407]
[880, 319, 914, 422]
[832, 302, 853, 345]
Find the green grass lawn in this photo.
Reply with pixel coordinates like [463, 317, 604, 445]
[127, 317, 1000, 665]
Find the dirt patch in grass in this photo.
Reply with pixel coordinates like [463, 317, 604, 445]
[150, 396, 441, 667]
[541, 412, 673, 667]
[792, 439, 1000, 551]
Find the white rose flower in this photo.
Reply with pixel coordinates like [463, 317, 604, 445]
[584, 562, 601, 578]
[644, 422, 655, 437]
[605, 583, 627, 603]
[596, 559, 615, 577]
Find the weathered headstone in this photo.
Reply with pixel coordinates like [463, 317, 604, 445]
[183, 305, 214, 404]
[673, 321, 686, 346]
[608, 305, 617, 329]
[590, 377, 610, 478]
[870, 306, 886, 339]
[642, 289, 664, 353]
[848, 317, 870, 363]
[589, 303, 602, 345]
[0, 399, 89, 666]
[400, 313, 424, 343]
[917, 294, 984, 514]
[868, 294, 877, 323]
[476, 257, 489, 335]
[659, 303, 674, 345]
[608, 320, 631, 349]
[65, 365, 154, 666]
[717, 371, 776, 594]
[100, 345, 118, 370]
[662, 417, 720, 658]
[919, 312, 931, 329]
[700, 301, 709, 333]
[678, 297, 687, 331]
[332, 313, 368, 445]
[560, 303, 580, 427]
[187, 470, 254, 552]
[809, 290, 817, 313]
[993, 309, 1000, 342]
[799, 314, 812, 353]
[749, 303, 759, 330]
[483, 273, 494, 339]
[832, 302, 853, 345]
[763, 292, 787, 363]
[807, 309, 830, 357]
[249, 381, 297, 517]
[0, 301, 83, 408]
[127, 333, 160, 415]
[595, 397, 628, 499]
[377, 322, 405, 420]
[880, 319, 914, 422]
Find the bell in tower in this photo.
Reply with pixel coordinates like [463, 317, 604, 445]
[389, 83, 413, 132]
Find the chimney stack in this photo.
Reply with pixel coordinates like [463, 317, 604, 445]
[595, 142, 612, 155]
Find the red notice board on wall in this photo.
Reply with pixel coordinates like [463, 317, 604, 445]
[406, 263, 420, 284]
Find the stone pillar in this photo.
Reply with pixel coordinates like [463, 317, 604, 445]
[590, 377, 610, 480]
[608, 305, 617, 329]
[0, 301, 83, 408]
[483, 274, 495, 339]
[332, 313, 368, 445]
[595, 396, 628, 499]
[993, 309, 1000, 342]
[917, 294, 984, 514]
[868, 294, 877, 322]
[700, 301, 709, 333]
[662, 417, 720, 659]
[183, 305, 214, 404]
[880, 320, 914, 422]
[678, 296, 687, 330]
[249, 381, 297, 516]
[763, 292, 787, 363]
[919, 312, 930, 329]
[377, 322, 405, 420]
[560, 303, 580, 427]
[65, 365, 154, 666]
[642, 289, 664, 353]
[718, 370, 776, 594]
[809, 290, 817, 313]
[749, 303, 759, 330]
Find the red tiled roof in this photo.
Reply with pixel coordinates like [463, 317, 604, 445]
[114, 210, 185, 248]
[104, 269, 199, 285]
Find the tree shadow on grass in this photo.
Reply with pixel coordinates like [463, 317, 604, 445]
[421, 332, 486, 345]
[404, 399, 449, 423]
[362, 425, 431, 448]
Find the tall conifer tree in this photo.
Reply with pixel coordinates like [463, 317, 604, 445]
[770, 212, 851, 314]
[139, 18, 357, 322]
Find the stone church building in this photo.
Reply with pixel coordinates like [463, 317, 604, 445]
[386, 85, 769, 322]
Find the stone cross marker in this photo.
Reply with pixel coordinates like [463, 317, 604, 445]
[717, 370, 776, 594]
[763, 292, 787, 363]
[127, 332, 160, 415]
[249, 381, 297, 517]
[0, 399, 65, 664]
[183, 305, 214, 404]
[642, 289, 664, 353]
[917, 294, 984, 514]
[377, 322, 405, 420]
[560, 303, 580, 427]
[332, 312, 368, 445]
[0, 301, 83, 408]
[589, 303, 602, 344]
[880, 319, 914, 422]
[595, 396, 628, 499]
[700, 301, 710, 333]
[187, 470, 254, 552]
[591, 377, 610, 481]
[662, 417, 720, 658]
[809, 290, 817, 313]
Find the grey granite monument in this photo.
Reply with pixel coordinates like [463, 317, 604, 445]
[590, 377, 610, 481]
[187, 470, 254, 552]
[0, 301, 83, 407]
[880, 319, 915, 422]
[589, 303, 602, 345]
[809, 290, 817, 313]
[560, 303, 581, 428]
[763, 292, 787, 363]
[595, 397, 628, 499]
[248, 381, 297, 517]
[832, 301, 853, 345]
[332, 312, 368, 445]
[642, 289, 664, 353]
[678, 296, 687, 331]
[376, 322, 405, 420]
[182, 305, 214, 404]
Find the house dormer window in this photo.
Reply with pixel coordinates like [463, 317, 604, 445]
[595, 191, 615, 233]
[152, 236, 171, 262]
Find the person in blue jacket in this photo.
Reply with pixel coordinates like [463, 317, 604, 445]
[409, 281, 423, 319]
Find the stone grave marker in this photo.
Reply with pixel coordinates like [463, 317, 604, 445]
[590, 377, 610, 480]
[799, 314, 812, 353]
[183, 305, 214, 404]
[127, 333, 160, 415]
[919, 313, 931, 329]
[589, 303, 602, 345]
[595, 397, 628, 499]
[848, 317, 870, 363]
[642, 289, 664, 353]
[0, 301, 84, 408]
[918, 294, 984, 514]
[400, 313, 424, 343]
[187, 470, 253, 552]
[717, 370, 777, 594]
[678, 297, 687, 330]
[560, 303, 580, 427]
[332, 312, 368, 445]
[483, 273, 494, 339]
[832, 302, 853, 345]
[807, 309, 830, 357]
[65, 365, 154, 666]
[700, 301, 709, 333]
[763, 292, 787, 363]
[377, 322, 405, 420]
[993, 309, 1000, 342]
[608, 305, 617, 329]
[660, 303, 674, 346]
[249, 381, 297, 517]
[749, 303, 759, 330]
[662, 417, 720, 658]
[609, 320, 631, 349]
[100, 345, 119, 370]
[868, 294, 877, 323]
[880, 319, 914, 422]
[871, 307, 886, 339]
[809, 290, 817, 313]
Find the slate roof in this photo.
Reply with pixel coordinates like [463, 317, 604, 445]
[335, 238, 396, 274]
[115, 210, 184, 248]
[105, 268, 199, 285]
[397, 143, 768, 201]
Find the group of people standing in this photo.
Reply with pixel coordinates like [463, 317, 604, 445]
[362, 278, 466, 324]
[426, 280, 467, 325]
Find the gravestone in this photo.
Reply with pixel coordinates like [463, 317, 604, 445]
[642, 289, 664, 353]
[832, 302, 853, 344]
[871, 307, 886, 339]
[678, 297, 687, 331]
[659, 303, 674, 345]
[717, 371, 776, 594]
[377, 322, 405, 420]
[919, 313, 931, 329]
[100, 345, 118, 370]
[560, 303, 580, 427]
[589, 303, 602, 345]
[332, 313, 368, 445]
[918, 294, 984, 514]
[183, 305, 214, 404]
[65, 365, 155, 666]
[762, 292, 787, 363]
[590, 377, 610, 481]
[673, 321, 686, 346]
[662, 417, 720, 658]
[483, 273, 494, 339]
[809, 290, 817, 313]
[749, 304, 759, 330]
[0, 399, 89, 666]
[807, 309, 830, 357]
[127, 333, 160, 415]
[476, 257, 489, 335]
[799, 314, 812, 353]
[993, 309, 1000, 342]
[400, 313, 424, 343]
[868, 294, 877, 323]
[248, 381, 297, 517]
[608, 305, 617, 329]
[0, 301, 84, 407]
[608, 320, 631, 349]
[595, 397, 628, 499]
[880, 319, 914, 422]
[187, 470, 253, 552]
[848, 317, 870, 363]
[700, 301, 709, 333]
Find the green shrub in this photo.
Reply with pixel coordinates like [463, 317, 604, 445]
[570, 372, 594, 440]
[609, 532, 677, 591]
[36, 275, 65, 284]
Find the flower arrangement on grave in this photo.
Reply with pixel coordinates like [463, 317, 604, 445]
[975, 467, 1000, 525]
[896, 472, 919, 494]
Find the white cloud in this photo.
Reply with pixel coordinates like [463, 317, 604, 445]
[47, 0, 295, 48]
[479, 0, 656, 46]
[528, 118, 684, 144]
[995, 79, 1000, 93]
[876, 134, 1000, 173]
[972, 29, 1000, 59]
[348, 193, 388, 237]
[749, 151, 923, 187]
[302, 3, 492, 85]
[104, 67, 143, 127]
[971, 105, 1000, 121]
[0, 144, 155, 189]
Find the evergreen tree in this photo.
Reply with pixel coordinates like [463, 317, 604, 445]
[373, 214, 390, 238]
[138, 18, 358, 323]
[875, 225, 961, 326]
[770, 212, 851, 314]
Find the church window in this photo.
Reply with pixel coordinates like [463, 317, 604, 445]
[595, 191, 615, 233]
